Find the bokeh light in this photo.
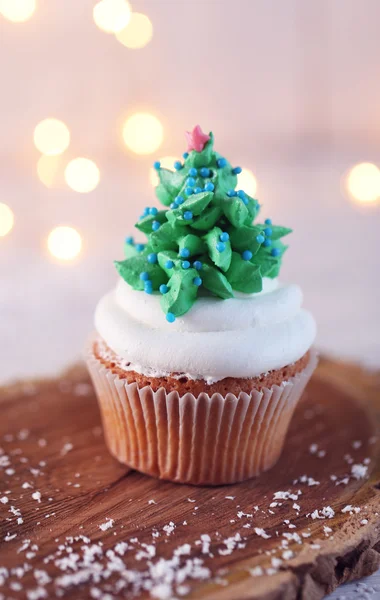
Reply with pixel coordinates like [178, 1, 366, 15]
[237, 168, 258, 197]
[149, 156, 178, 186]
[346, 162, 380, 204]
[0, 203, 14, 237]
[65, 158, 100, 193]
[116, 12, 153, 49]
[47, 226, 82, 261]
[122, 113, 163, 155]
[33, 118, 70, 156]
[0, 0, 36, 23]
[37, 155, 64, 188]
[93, 0, 131, 33]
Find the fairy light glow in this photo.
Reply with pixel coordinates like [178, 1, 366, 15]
[346, 162, 380, 204]
[0, 203, 14, 237]
[47, 226, 82, 261]
[65, 158, 100, 193]
[33, 118, 70, 156]
[0, 0, 36, 22]
[149, 156, 178, 186]
[123, 113, 163, 155]
[237, 168, 258, 197]
[116, 12, 153, 49]
[37, 155, 63, 188]
[93, 0, 131, 33]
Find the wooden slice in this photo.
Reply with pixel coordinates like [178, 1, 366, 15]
[0, 357, 379, 600]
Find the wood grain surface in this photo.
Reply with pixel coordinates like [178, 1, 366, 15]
[0, 357, 379, 600]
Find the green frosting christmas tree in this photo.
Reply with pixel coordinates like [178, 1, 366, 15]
[115, 126, 291, 323]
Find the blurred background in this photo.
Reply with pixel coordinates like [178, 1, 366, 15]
[1, 0, 380, 383]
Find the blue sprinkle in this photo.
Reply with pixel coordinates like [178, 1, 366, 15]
[170, 202, 178, 209]
[186, 177, 195, 187]
[125, 236, 134, 245]
[242, 250, 253, 261]
[264, 227, 272, 236]
[193, 276, 202, 286]
[183, 211, 193, 220]
[256, 234, 265, 244]
[237, 190, 246, 199]
[263, 239, 272, 247]
[149, 207, 158, 216]
[193, 260, 202, 270]
[241, 196, 249, 205]
[159, 284, 168, 294]
[265, 218, 272, 225]
[182, 260, 190, 269]
[220, 232, 229, 242]
[147, 253, 158, 264]
[182, 152, 189, 159]
[227, 190, 237, 197]
[143, 206, 150, 216]
[179, 247, 190, 258]
[135, 244, 145, 253]
[152, 221, 161, 231]
[165, 260, 174, 269]
[144, 281, 153, 294]
[166, 312, 176, 323]
[153, 161, 161, 170]
[174, 161, 183, 170]
[189, 167, 197, 176]
[204, 182, 214, 192]
[217, 158, 227, 168]
[185, 187, 194, 196]
[193, 187, 202, 194]
[200, 167, 210, 177]
[271, 248, 281, 257]
[140, 271, 150, 281]
[216, 242, 226, 252]
[232, 166, 242, 175]
[176, 196, 184, 205]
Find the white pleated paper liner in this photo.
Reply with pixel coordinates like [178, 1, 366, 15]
[86, 344, 318, 486]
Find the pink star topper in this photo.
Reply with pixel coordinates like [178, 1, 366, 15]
[185, 125, 210, 153]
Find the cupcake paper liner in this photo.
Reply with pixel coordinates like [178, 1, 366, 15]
[86, 347, 318, 485]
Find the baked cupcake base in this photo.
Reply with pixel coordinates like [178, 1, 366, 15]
[87, 338, 317, 486]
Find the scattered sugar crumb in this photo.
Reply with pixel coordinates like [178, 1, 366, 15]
[254, 528, 271, 539]
[99, 518, 114, 532]
[31, 492, 41, 503]
[351, 463, 368, 480]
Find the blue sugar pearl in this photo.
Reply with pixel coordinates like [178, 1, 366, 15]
[147, 253, 158, 264]
[166, 312, 176, 323]
[263, 239, 272, 247]
[265, 218, 272, 225]
[204, 182, 214, 192]
[176, 196, 184, 205]
[179, 248, 190, 258]
[152, 221, 161, 231]
[216, 242, 226, 252]
[237, 190, 246, 199]
[185, 187, 194, 196]
[174, 161, 183, 170]
[182, 152, 189, 159]
[220, 232, 229, 242]
[189, 167, 197, 176]
[182, 260, 191, 269]
[159, 284, 168, 294]
[165, 260, 174, 269]
[144, 281, 153, 294]
[149, 207, 158, 216]
[227, 189, 237, 197]
[271, 248, 281, 257]
[200, 167, 209, 177]
[193, 260, 202, 270]
[186, 177, 195, 187]
[256, 234, 265, 244]
[217, 157, 227, 168]
[140, 271, 150, 281]
[170, 202, 178, 209]
[264, 227, 272, 236]
[242, 250, 253, 261]
[183, 211, 193, 220]
[241, 196, 249, 205]
[153, 161, 161, 170]
[193, 186, 202, 194]
[135, 244, 145, 253]
[143, 206, 150, 216]
[193, 276, 202, 286]
[125, 236, 134, 245]
[232, 166, 242, 175]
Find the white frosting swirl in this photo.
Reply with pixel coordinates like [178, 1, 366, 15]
[95, 278, 316, 383]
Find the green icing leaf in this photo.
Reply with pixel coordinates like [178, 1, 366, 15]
[160, 268, 199, 317]
[124, 241, 138, 259]
[221, 197, 249, 227]
[149, 222, 182, 252]
[244, 195, 259, 223]
[155, 184, 172, 206]
[204, 226, 232, 272]
[201, 262, 234, 299]
[157, 250, 181, 276]
[252, 253, 278, 277]
[191, 204, 222, 230]
[187, 132, 214, 168]
[115, 256, 166, 290]
[171, 191, 213, 221]
[228, 225, 264, 254]
[135, 210, 167, 234]
[226, 252, 263, 293]
[178, 234, 205, 256]
[268, 225, 292, 240]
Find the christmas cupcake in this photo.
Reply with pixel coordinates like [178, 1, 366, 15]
[87, 126, 317, 485]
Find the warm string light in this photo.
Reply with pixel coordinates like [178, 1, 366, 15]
[37, 155, 64, 188]
[237, 168, 258, 197]
[0, 0, 36, 22]
[47, 226, 82, 261]
[93, 0, 131, 33]
[34, 118, 70, 156]
[65, 158, 100, 193]
[115, 12, 153, 49]
[0, 203, 14, 237]
[123, 113, 163, 155]
[149, 156, 178, 187]
[346, 162, 380, 205]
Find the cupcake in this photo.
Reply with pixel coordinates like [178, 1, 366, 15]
[87, 125, 317, 485]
